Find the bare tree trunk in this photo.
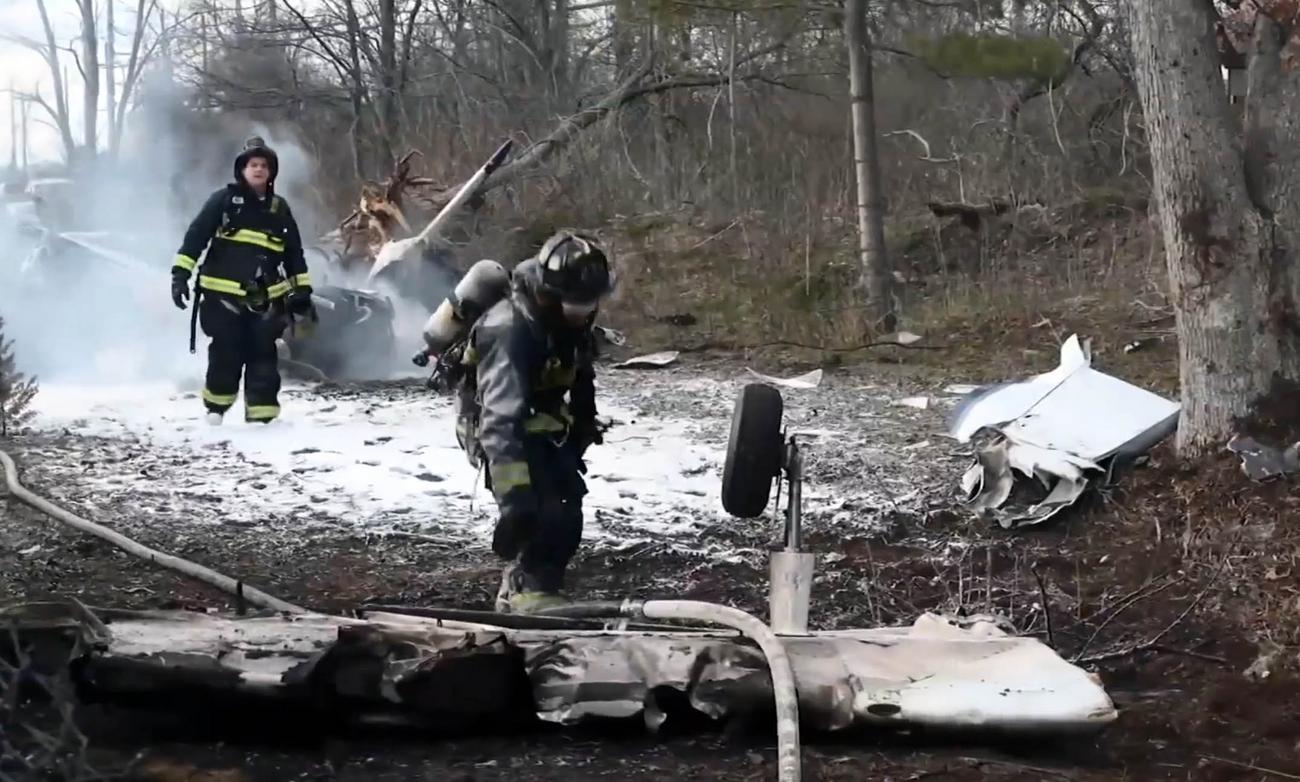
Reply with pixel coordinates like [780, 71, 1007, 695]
[612, 0, 634, 76]
[844, 0, 894, 332]
[79, 0, 101, 161]
[20, 95, 29, 170]
[34, 0, 76, 161]
[550, 0, 571, 103]
[342, 0, 367, 180]
[8, 89, 16, 170]
[1128, 0, 1300, 456]
[378, 0, 399, 169]
[106, 0, 117, 155]
[113, 0, 155, 157]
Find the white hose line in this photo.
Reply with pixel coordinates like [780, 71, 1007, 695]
[639, 600, 802, 782]
[0, 448, 305, 615]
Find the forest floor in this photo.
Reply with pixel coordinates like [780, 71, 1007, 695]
[3, 200, 1299, 781]
[3, 341, 1298, 781]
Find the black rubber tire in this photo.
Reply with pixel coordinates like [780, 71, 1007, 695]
[721, 383, 785, 518]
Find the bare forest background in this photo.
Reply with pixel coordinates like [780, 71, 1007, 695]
[7, 0, 1207, 420]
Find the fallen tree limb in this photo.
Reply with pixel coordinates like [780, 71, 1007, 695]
[0, 449, 304, 615]
[1075, 530, 1241, 666]
[1201, 755, 1300, 781]
[468, 47, 788, 197]
[674, 338, 950, 354]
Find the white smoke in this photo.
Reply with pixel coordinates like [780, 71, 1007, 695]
[0, 74, 452, 389]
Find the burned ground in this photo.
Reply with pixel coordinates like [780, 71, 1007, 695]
[3, 349, 1299, 781]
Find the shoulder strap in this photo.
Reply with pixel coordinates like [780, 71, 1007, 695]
[218, 188, 238, 229]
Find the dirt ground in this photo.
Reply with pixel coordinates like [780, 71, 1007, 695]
[2, 347, 1299, 781]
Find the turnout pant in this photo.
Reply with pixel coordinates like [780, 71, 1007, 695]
[198, 293, 287, 422]
[507, 437, 589, 593]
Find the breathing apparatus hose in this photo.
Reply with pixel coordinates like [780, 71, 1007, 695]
[536, 599, 802, 782]
[0, 449, 304, 615]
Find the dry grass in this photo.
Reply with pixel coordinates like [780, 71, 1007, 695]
[587, 185, 1180, 393]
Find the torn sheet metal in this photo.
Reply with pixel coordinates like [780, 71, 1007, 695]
[594, 325, 628, 347]
[5, 602, 1115, 738]
[745, 368, 823, 389]
[613, 351, 680, 369]
[1227, 435, 1300, 481]
[882, 330, 924, 346]
[949, 335, 1179, 528]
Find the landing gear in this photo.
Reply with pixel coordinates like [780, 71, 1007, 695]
[720, 382, 815, 635]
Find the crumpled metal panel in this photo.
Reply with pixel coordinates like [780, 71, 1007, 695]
[1, 603, 1116, 737]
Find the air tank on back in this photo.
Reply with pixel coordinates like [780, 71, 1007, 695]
[421, 259, 512, 354]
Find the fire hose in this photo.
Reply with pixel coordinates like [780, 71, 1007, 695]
[3, 446, 801, 781]
[537, 599, 803, 782]
[0, 448, 304, 615]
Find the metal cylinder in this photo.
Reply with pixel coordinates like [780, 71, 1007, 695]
[421, 259, 510, 352]
[769, 550, 816, 636]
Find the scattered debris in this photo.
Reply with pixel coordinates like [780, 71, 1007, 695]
[594, 325, 628, 346]
[1, 601, 1117, 738]
[944, 384, 980, 395]
[881, 330, 924, 346]
[949, 335, 1179, 528]
[895, 396, 931, 410]
[653, 313, 698, 327]
[613, 351, 680, 369]
[1243, 640, 1285, 681]
[1227, 435, 1299, 481]
[745, 367, 823, 389]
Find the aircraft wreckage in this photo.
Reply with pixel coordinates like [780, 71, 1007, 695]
[1, 381, 1117, 782]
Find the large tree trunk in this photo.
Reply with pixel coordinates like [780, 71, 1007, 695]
[1128, 1, 1300, 456]
[342, 0, 368, 180]
[844, 0, 894, 332]
[378, 0, 399, 170]
[612, 0, 635, 76]
[105, 0, 116, 155]
[79, 0, 100, 162]
[8, 92, 16, 170]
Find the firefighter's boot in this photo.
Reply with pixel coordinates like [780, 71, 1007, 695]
[495, 564, 568, 615]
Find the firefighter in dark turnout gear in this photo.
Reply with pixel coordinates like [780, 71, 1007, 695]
[171, 137, 315, 424]
[456, 232, 614, 614]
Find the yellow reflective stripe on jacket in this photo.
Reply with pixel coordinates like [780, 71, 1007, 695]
[538, 357, 578, 390]
[173, 254, 197, 273]
[245, 405, 280, 421]
[198, 276, 246, 296]
[198, 276, 291, 299]
[490, 461, 531, 494]
[290, 273, 311, 287]
[524, 409, 572, 434]
[202, 388, 237, 406]
[216, 228, 285, 253]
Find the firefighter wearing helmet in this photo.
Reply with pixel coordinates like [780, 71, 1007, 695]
[456, 231, 615, 613]
[170, 136, 316, 425]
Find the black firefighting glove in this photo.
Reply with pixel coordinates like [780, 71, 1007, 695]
[171, 272, 191, 310]
[287, 286, 316, 319]
[570, 419, 605, 461]
[492, 494, 539, 560]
